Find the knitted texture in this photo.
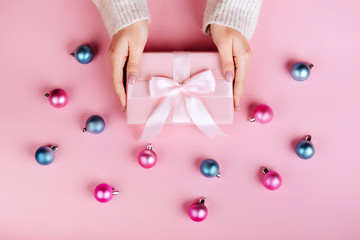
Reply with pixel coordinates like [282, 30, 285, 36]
[202, 0, 263, 40]
[92, 0, 151, 37]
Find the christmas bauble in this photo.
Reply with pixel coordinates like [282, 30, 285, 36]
[70, 44, 94, 64]
[83, 115, 105, 134]
[200, 159, 221, 178]
[262, 167, 282, 190]
[35, 145, 58, 165]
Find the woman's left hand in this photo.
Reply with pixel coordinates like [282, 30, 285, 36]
[210, 24, 252, 111]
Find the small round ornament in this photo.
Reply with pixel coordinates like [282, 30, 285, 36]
[200, 159, 221, 178]
[295, 135, 315, 159]
[70, 44, 94, 64]
[250, 104, 273, 124]
[94, 183, 119, 203]
[262, 167, 282, 190]
[35, 145, 58, 165]
[138, 144, 157, 169]
[188, 197, 208, 222]
[45, 89, 68, 108]
[83, 115, 105, 134]
[290, 62, 314, 81]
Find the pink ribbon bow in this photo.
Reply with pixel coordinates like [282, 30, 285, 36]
[141, 52, 225, 139]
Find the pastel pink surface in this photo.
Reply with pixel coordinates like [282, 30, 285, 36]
[0, 1, 359, 240]
[126, 52, 233, 125]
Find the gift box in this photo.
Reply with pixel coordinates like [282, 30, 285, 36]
[126, 52, 233, 139]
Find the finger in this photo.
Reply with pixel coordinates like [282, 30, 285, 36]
[216, 41, 235, 83]
[126, 43, 145, 85]
[233, 50, 251, 111]
[110, 52, 127, 111]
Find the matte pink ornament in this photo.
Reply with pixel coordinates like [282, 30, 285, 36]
[138, 144, 157, 169]
[94, 183, 119, 203]
[250, 104, 273, 124]
[188, 197, 208, 222]
[45, 89, 68, 108]
[262, 168, 282, 190]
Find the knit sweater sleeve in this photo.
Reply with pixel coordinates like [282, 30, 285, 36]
[202, 0, 263, 40]
[92, 0, 151, 37]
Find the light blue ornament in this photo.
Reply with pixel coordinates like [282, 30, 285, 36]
[295, 135, 315, 159]
[200, 159, 221, 178]
[290, 62, 313, 81]
[83, 115, 105, 134]
[35, 145, 58, 165]
[70, 44, 94, 64]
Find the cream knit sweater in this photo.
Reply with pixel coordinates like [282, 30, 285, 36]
[92, 0, 262, 40]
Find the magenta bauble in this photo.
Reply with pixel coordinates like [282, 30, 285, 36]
[45, 89, 68, 108]
[188, 198, 208, 222]
[250, 104, 273, 124]
[262, 168, 282, 190]
[138, 144, 157, 169]
[94, 183, 118, 203]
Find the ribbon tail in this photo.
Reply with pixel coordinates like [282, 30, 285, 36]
[185, 96, 225, 137]
[141, 96, 175, 140]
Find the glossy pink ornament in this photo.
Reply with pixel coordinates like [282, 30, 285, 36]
[94, 183, 119, 203]
[188, 197, 208, 222]
[138, 144, 157, 169]
[250, 104, 273, 124]
[45, 89, 68, 108]
[262, 167, 282, 190]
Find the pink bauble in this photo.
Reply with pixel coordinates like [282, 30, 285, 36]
[252, 104, 273, 124]
[188, 202, 208, 222]
[262, 170, 282, 190]
[47, 89, 68, 108]
[94, 183, 115, 203]
[138, 145, 157, 169]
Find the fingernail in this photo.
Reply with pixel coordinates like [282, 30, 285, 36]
[226, 72, 234, 82]
[235, 103, 240, 112]
[128, 74, 136, 85]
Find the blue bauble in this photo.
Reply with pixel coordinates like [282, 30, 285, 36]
[290, 62, 313, 81]
[72, 44, 94, 64]
[200, 159, 221, 178]
[83, 115, 105, 134]
[35, 146, 56, 165]
[296, 140, 315, 159]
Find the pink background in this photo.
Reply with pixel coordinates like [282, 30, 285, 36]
[0, 0, 359, 239]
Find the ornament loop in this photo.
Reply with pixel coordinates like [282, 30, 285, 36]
[249, 117, 256, 122]
[309, 63, 314, 69]
[199, 197, 206, 204]
[216, 171, 222, 178]
[305, 135, 312, 142]
[45, 93, 50, 98]
[83, 127, 87, 132]
[262, 167, 270, 175]
[146, 144, 152, 150]
[113, 189, 119, 195]
[50, 145, 59, 152]
[70, 52, 75, 57]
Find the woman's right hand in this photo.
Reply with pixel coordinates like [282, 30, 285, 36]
[108, 19, 149, 111]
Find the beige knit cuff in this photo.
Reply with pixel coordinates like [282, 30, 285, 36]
[92, 0, 151, 37]
[202, 0, 262, 40]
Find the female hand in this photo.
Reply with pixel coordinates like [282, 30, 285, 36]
[108, 20, 149, 111]
[210, 24, 252, 112]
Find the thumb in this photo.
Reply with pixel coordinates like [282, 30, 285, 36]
[217, 44, 235, 83]
[126, 46, 143, 85]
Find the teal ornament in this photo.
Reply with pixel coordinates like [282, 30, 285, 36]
[83, 115, 105, 134]
[295, 135, 315, 159]
[200, 159, 221, 178]
[291, 62, 313, 81]
[35, 145, 58, 165]
[70, 44, 94, 64]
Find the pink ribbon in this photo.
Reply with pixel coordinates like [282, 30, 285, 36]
[141, 52, 225, 139]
